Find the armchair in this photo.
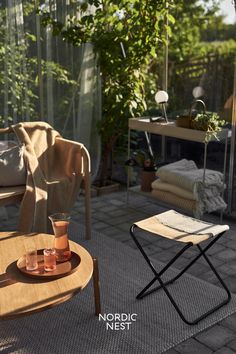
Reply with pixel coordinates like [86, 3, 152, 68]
[0, 123, 91, 239]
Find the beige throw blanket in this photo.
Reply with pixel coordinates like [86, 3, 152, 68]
[12, 121, 86, 233]
[156, 159, 226, 216]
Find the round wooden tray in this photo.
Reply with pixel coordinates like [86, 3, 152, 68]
[17, 250, 81, 280]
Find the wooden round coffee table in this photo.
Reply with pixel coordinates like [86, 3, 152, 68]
[0, 231, 101, 320]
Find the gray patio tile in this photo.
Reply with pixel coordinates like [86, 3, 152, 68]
[154, 238, 177, 250]
[217, 237, 229, 245]
[172, 256, 192, 270]
[117, 222, 133, 232]
[186, 263, 210, 277]
[106, 217, 129, 227]
[92, 221, 110, 230]
[154, 251, 183, 264]
[227, 339, 236, 351]
[145, 249, 164, 258]
[123, 239, 140, 250]
[141, 205, 164, 214]
[207, 243, 226, 255]
[91, 201, 108, 209]
[101, 226, 124, 236]
[129, 211, 151, 219]
[225, 240, 236, 250]
[92, 211, 116, 221]
[128, 198, 152, 208]
[107, 208, 130, 217]
[162, 244, 183, 255]
[223, 260, 236, 273]
[223, 231, 236, 241]
[134, 232, 159, 244]
[127, 196, 150, 205]
[174, 338, 212, 354]
[220, 313, 236, 332]
[109, 233, 130, 242]
[223, 276, 236, 293]
[218, 264, 236, 277]
[214, 347, 236, 354]
[195, 256, 224, 268]
[164, 349, 179, 354]
[109, 199, 126, 206]
[182, 248, 199, 258]
[192, 256, 216, 269]
[124, 236, 149, 247]
[101, 205, 122, 213]
[198, 270, 227, 284]
[214, 249, 236, 262]
[142, 244, 163, 256]
[195, 324, 235, 351]
[114, 213, 140, 223]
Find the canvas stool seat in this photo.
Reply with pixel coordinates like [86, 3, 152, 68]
[130, 210, 231, 325]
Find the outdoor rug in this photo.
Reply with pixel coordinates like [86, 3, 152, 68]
[1, 223, 236, 354]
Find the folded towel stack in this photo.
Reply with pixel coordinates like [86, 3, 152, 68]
[151, 159, 227, 217]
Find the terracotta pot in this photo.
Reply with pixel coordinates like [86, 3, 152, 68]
[141, 170, 156, 192]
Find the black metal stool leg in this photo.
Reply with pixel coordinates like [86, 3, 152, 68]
[197, 244, 231, 301]
[130, 224, 159, 276]
[137, 276, 158, 299]
[131, 224, 192, 299]
[130, 224, 192, 277]
[136, 243, 192, 299]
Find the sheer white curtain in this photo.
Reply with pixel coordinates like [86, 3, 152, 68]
[61, 43, 102, 180]
[1, 0, 101, 180]
[76, 43, 101, 180]
[3, 0, 31, 124]
[40, 0, 102, 180]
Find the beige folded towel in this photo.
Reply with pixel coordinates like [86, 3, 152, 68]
[156, 159, 226, 216]
[156, 210, 229, 236]
[152, 179, 195, 200]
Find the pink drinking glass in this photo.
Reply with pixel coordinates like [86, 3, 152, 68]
[25, 248, 38, 271]
[49, 213, 71, 262]
[43, 248, 57, 272]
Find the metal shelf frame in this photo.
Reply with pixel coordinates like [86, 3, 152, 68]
[127, 117, 229, 216]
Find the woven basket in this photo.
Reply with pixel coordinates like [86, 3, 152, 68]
[176, 115, 192, 128]
[176, 100, 206, 129]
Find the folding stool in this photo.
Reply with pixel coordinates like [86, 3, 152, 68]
[130, 210, 231, 325]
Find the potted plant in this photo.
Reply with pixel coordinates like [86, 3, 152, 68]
[176, 102, 226, 141]
[191, 112, 225, 134]
[127, 150, 157, 192]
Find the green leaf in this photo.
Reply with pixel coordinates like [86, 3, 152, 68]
[167, 13, 175, 24]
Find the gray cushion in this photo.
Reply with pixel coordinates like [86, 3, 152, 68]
[0, 140, 17, 151]
[0, 144, 26, 186]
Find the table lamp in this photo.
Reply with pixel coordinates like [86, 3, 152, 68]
[192, 86, 204, 99]
[191, 86, 206, 115]
[154, 90, 169, 123]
